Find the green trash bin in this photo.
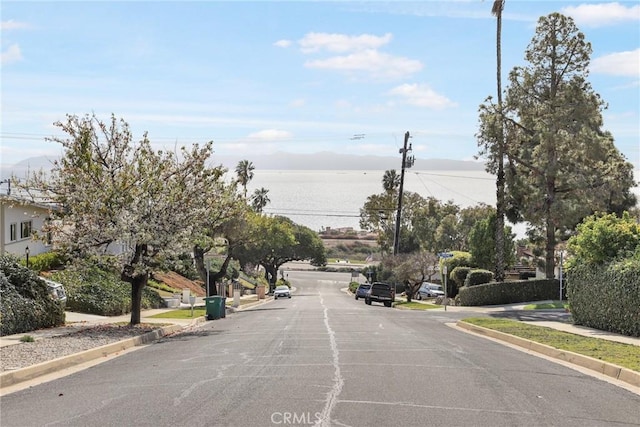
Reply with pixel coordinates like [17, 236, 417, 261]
[219, 297, 226, 318]
[204, 296, 223, 320]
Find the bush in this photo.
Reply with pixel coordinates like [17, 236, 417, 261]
[464, 269, 494, 287]
[450, 266, 471, 288]
[0, 255, 65, 336]
[21, 251, 68, 273]
[147, 279, 180, 294]
[142, 286, 164, 309]
[458, 279, 560, 306]
[51, 262, 163, 316]
[441, 252, 475, 297]
[275, 278, 291, 288]
[348, 281, 360, 293]
[567, 259, 640, 337]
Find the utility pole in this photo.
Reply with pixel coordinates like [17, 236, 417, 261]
[393, 131, 414, 255]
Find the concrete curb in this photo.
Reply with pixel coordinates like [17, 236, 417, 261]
[0, 322, 192, 389]
[457, 321, 640, 388]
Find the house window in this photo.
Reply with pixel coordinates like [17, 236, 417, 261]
[10, 223, 17, 241]
[20, 220, 32, 239]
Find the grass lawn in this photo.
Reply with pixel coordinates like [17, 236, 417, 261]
[148, 297, 263, 319]
[394, 301, 441, 310]
[523, 301, 570, 310]
[461, 317, 640, 372]
[150, 308, 207, 319]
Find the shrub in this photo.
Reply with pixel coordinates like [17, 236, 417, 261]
[348, 281, 360, 293]
[567, 212, 640, 267]
[458, 279, 560, 306]
[21, 251, 68, 273]
[142, 286, 164, 309]
[147, 279, 180, 294]
[464, 269, 494, 287]
[567, 259, 640, 337]
[50, 262, 163, 316]
[440, 252, 475, 297]
[0, 255, 65, 336]
[275, 278, 291, 288]
[450, 266, 471, 288]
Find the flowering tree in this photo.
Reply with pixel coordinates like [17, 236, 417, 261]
[23, 113, 218, 324]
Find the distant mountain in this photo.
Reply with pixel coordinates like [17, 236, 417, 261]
[213, 152, 486, 171]
[1, 156, 60, 180]
[1, 152, 486, 179]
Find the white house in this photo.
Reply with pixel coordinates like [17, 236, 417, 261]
[0, 194, 55, 259]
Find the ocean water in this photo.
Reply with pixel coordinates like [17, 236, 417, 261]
[247, 170, 498, 233]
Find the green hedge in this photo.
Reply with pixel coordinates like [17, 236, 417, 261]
[464, 269, 494, 287]
[1, 255, 65, 336]
[567, 259, 640, 337]
[458, 279, 560, 306]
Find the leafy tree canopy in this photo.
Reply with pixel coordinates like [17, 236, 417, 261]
[477, 13, 636, 278]
[19, 113, 220, 324]
[567, 212, 640, 267]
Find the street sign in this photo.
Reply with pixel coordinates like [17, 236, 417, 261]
[438, 252, 453, 258]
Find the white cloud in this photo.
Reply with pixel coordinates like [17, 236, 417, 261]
[274, 39, 292, 48]
[305, 49, 422, 80]
[1, 20, 31, 31]
[299, 32, 392, 53]
[1, 44, 23, 64]
[387, 83, 457, 109]
[562, 2, 640, 27]
[247, 129, 293, 140]
[591, 49, 640, 77]
[289, 98, 306, 108]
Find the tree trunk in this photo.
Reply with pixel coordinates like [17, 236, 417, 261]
[544, 186, 556, 279]
[129, 274, 148, 325]
[545, 216, 556, 279]
[193, 245, 236, 297]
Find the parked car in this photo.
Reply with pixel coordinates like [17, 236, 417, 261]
[365, 282, 395, 307]
[42, 278, 67, 303]
[415, 282, 444, 300]
[273, 285, 291, 299]
[355, 283, 371, 300]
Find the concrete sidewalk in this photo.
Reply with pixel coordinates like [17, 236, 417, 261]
[442, 301, 640, 347]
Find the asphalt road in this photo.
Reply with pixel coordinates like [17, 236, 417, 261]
[1, 271, 638, 427]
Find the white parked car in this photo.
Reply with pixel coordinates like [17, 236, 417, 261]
[415, 282, 444, 300]
[273, 285, 291, 299]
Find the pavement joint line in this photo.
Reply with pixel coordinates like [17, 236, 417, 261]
[455, 320, 640, 389]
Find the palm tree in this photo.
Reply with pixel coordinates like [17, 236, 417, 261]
[492, 0, 506, 282]
[235, 160, 255, 199]
[251, 187, 270, 213]
[382, 169, 400, 194]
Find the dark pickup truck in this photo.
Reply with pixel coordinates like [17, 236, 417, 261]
[365, 282, 395, 307]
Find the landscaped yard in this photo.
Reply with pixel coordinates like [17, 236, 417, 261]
[461, 317, 640, 372]
[394, 301, 441, 310]
[523, 301, 569, 310]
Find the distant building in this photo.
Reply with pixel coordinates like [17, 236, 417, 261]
[0, 194, 55, 257]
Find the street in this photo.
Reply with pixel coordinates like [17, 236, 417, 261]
[1, 270, 638, 427]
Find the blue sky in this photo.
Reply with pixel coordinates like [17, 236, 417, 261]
[1, 1, 639, 171]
